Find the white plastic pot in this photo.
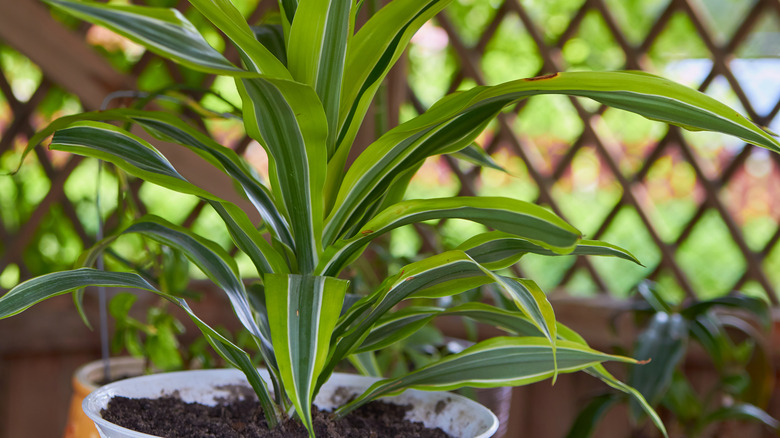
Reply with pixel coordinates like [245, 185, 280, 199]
[83, 368, 499, 438]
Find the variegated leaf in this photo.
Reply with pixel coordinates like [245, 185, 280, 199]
[130, 111, 294, 251]
[238, 78, 328, 274]
[336, 337, 638, 416]
[0, 269, 279, 427]
[265, 274, 348, 436]
[458, 231, 642, 270]
[187, 0, 290, 77]
[288, 0, 351, 155]
[328, 71, 780, 244]
[321, 197, 580, 274]
[323, 251, 558, 386]
[324, 0, 452, 211]
[44, 0, 244, 75]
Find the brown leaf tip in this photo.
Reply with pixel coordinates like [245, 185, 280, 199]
[524, 73, 559, 81]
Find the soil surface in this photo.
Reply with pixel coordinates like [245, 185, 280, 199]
[101, 395, 452, 437]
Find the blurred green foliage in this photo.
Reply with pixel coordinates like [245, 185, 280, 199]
[0, 0, 778, 304]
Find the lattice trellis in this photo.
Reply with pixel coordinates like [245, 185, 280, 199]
[0, 0, 778, 304]
[404, 0, 780, 303]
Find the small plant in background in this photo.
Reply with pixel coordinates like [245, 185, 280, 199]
[1, 0, 779, 436]
[567, 281, 779, 438]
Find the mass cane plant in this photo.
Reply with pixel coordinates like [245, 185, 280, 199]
[2, 0, 780, 437]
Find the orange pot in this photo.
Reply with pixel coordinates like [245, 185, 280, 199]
[63, 357, 147, 438]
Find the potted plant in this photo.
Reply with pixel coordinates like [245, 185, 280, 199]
[567, 281, 779, 437]
[2, 0, 779, 436]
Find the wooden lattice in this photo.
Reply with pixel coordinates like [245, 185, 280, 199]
[0, 0, 778, 304]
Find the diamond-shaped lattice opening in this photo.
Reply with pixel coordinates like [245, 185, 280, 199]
[22, 204, 83, 276]
[730, 58, 780, 117]
[0, 151, 52, 231]
[560, 9, 626, 71]
[594, 107, 670, 177]
[734, 11, 780, 117]
[138, 58, 176, 92]
[35, 87, 83, 122]
[649, 269, 686, 305]
[591, 206, 659, 297]
[603, 0, 668, 46]
[138, 180, 200, 225]
[407, 156, 461, 199]
[737, 9, 780, 57]
[681, 77, 749, 178]
[763, 242, 780, 302]
[647, 11, 711, 70]
[720, 148, 780, 251]
[190, 204, 233, 251]
[738, 280, 770, 301]
[475, 149, 540, 201]
[63, 159, 120, 237]
[408, 21, 459, 107]
[695, 0, 756, 45]
[522, 0, 586, 44]
[676, 209, 746, 299]
[85, 24, 145, 72]
[642, 150, 703, 243]
[514, 94, 584, 173]
[517, 252, 576, 293]
[0, 262, 20, 290]
[0, 46, 43, 103]
[444, 0, 502, 46]
[551, 146, 623, 236]
[480, 13, 543, 84]
[561, 267, 599, 297]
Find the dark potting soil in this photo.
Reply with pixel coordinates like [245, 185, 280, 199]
[101, 394, 452, 438]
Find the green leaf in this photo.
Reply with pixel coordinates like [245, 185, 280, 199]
[51, 121, 217, 200]
[565, 394, 619, 438]
[325, 251, 558, 383]
[187, 0, 290, 77]
[444, 302, 543, 336]
[701, 403, 780, 431]
[44, 0, 244, 75]
[348, 351, 382, 378]
[0, 269, 152, 319]
[119, 217, 267, 344]
[251, 24, 287, 65]
[328, 69, 780, 241]
[238, 77, 328, 273]
[129, 111, 294, 252]
[288, 0, 351, 155]
[636, 281, 673, 314]
[322, 197, 581, 274]
[552, 322, 668, 438]
[278, 0, 298, 28]
[208, 202, 290, 276]
[0, 268, 278, 426]
[356, 306, 443, 353]
[629, 312, 688, 419]
[50, 118, 291, 276]
[336, 337, 637, 416]
[540, 71, 780, 153]
[586, 365, 668, 438]
[265, 274, 348, 436]
[328, 0, 452, 202]
[459, 232, 641, 270]
[681, 295, 770, 328]
[450, 143, 505, 171]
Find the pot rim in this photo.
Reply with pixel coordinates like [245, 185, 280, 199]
[83, 368, 499, 438]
